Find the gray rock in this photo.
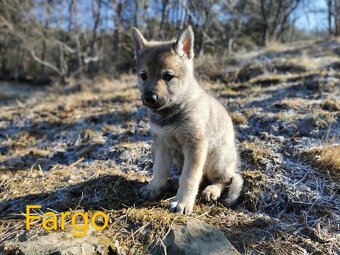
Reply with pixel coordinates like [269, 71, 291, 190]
[60, 243, 97, 255]
[3, 231, 122, 255]
[165, 218, 240, 255]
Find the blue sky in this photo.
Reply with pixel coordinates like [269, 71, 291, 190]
[31, 0, 330, 32]
[294, 0, 328, 31]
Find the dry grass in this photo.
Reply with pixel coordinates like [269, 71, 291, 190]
[1, 39, 340, 254]
[274, 98, 306, 110]
[291, 51, 321, 70]
[241, 140, 275, 167]
[250, 74, 285, 86]
[301, 141, 340, 181]
[230, 112, 247, 125]
[265, 40, 287, 52]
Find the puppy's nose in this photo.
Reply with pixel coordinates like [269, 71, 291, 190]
[144, 92, 158, 105]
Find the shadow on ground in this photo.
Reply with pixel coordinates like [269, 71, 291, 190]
[0, 174, 156, 218]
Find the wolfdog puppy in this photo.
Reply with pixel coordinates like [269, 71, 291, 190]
[132, 26, 243, 215]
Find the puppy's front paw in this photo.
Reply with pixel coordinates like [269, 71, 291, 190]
[139, 184, 162, 200]
[169, 197, 194, 215]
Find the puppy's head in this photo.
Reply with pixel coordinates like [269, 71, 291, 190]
[131, 26, 194, 110]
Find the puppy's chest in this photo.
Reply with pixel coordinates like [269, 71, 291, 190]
[149, 121, 182, 149]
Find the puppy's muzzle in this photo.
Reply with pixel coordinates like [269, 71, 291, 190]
[142, 92, 165, 109]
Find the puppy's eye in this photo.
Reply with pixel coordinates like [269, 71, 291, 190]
[162, 73, 174, 82]
[140, 73, 147, 81]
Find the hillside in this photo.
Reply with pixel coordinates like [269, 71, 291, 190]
[0, 39, 339, 254]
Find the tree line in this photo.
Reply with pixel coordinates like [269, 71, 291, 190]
[0, 0, 338, 84]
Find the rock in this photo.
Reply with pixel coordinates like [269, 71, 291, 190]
[164, 218, 240, 255]
[59, 243, 98, 255]
[3, 230, 122, 255]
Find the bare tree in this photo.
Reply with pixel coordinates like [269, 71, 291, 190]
[327, 0, 340, 36]
[257, 0, 302, 45]
[0, 0, 329, 83]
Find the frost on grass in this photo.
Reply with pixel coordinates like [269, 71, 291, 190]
[1, 41, 340, 254]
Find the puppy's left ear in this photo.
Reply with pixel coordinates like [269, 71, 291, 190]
[174, 26, 194, 59]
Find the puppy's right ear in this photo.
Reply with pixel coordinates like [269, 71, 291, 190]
[131, 28, 147, 59]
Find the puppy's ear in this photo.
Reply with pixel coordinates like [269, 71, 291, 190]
[174, 26, 194, 59]
[131, 27, 147, 59]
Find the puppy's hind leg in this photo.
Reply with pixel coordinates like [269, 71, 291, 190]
[220, 151, 244, 206]
[202, 182, 225, 201]
[224, 172, 243, 206]
[203, 159, 243, 206]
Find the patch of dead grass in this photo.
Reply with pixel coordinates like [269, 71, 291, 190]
[230, 112, 247, 125]
[265, 40, 287, 52]
[241, 140, 275, 167]
[242, 170, 269, 211]
[274, 98, 305, 110]
[290, 51, 322, 71]
[321, 99, 340, 112]
[301, 141, 340, 181]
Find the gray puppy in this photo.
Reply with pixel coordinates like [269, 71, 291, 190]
[132, 26, 243, 215]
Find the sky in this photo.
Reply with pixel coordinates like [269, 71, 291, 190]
[30, 0, 330, 33]
[294, 0, 328, 31]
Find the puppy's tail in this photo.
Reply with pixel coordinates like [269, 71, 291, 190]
[224, 173, 244, 207]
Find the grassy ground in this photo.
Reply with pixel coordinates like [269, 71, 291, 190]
[0, 39, 339, 254]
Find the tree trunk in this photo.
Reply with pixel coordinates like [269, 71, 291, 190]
[260, 0, 268, 45]
[59, 43, 66, 84]
[328, 0, 333, 35]
[335, 0, 340, 35]
[159, 0, 169, 38]
[113, 0, 122, 65]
